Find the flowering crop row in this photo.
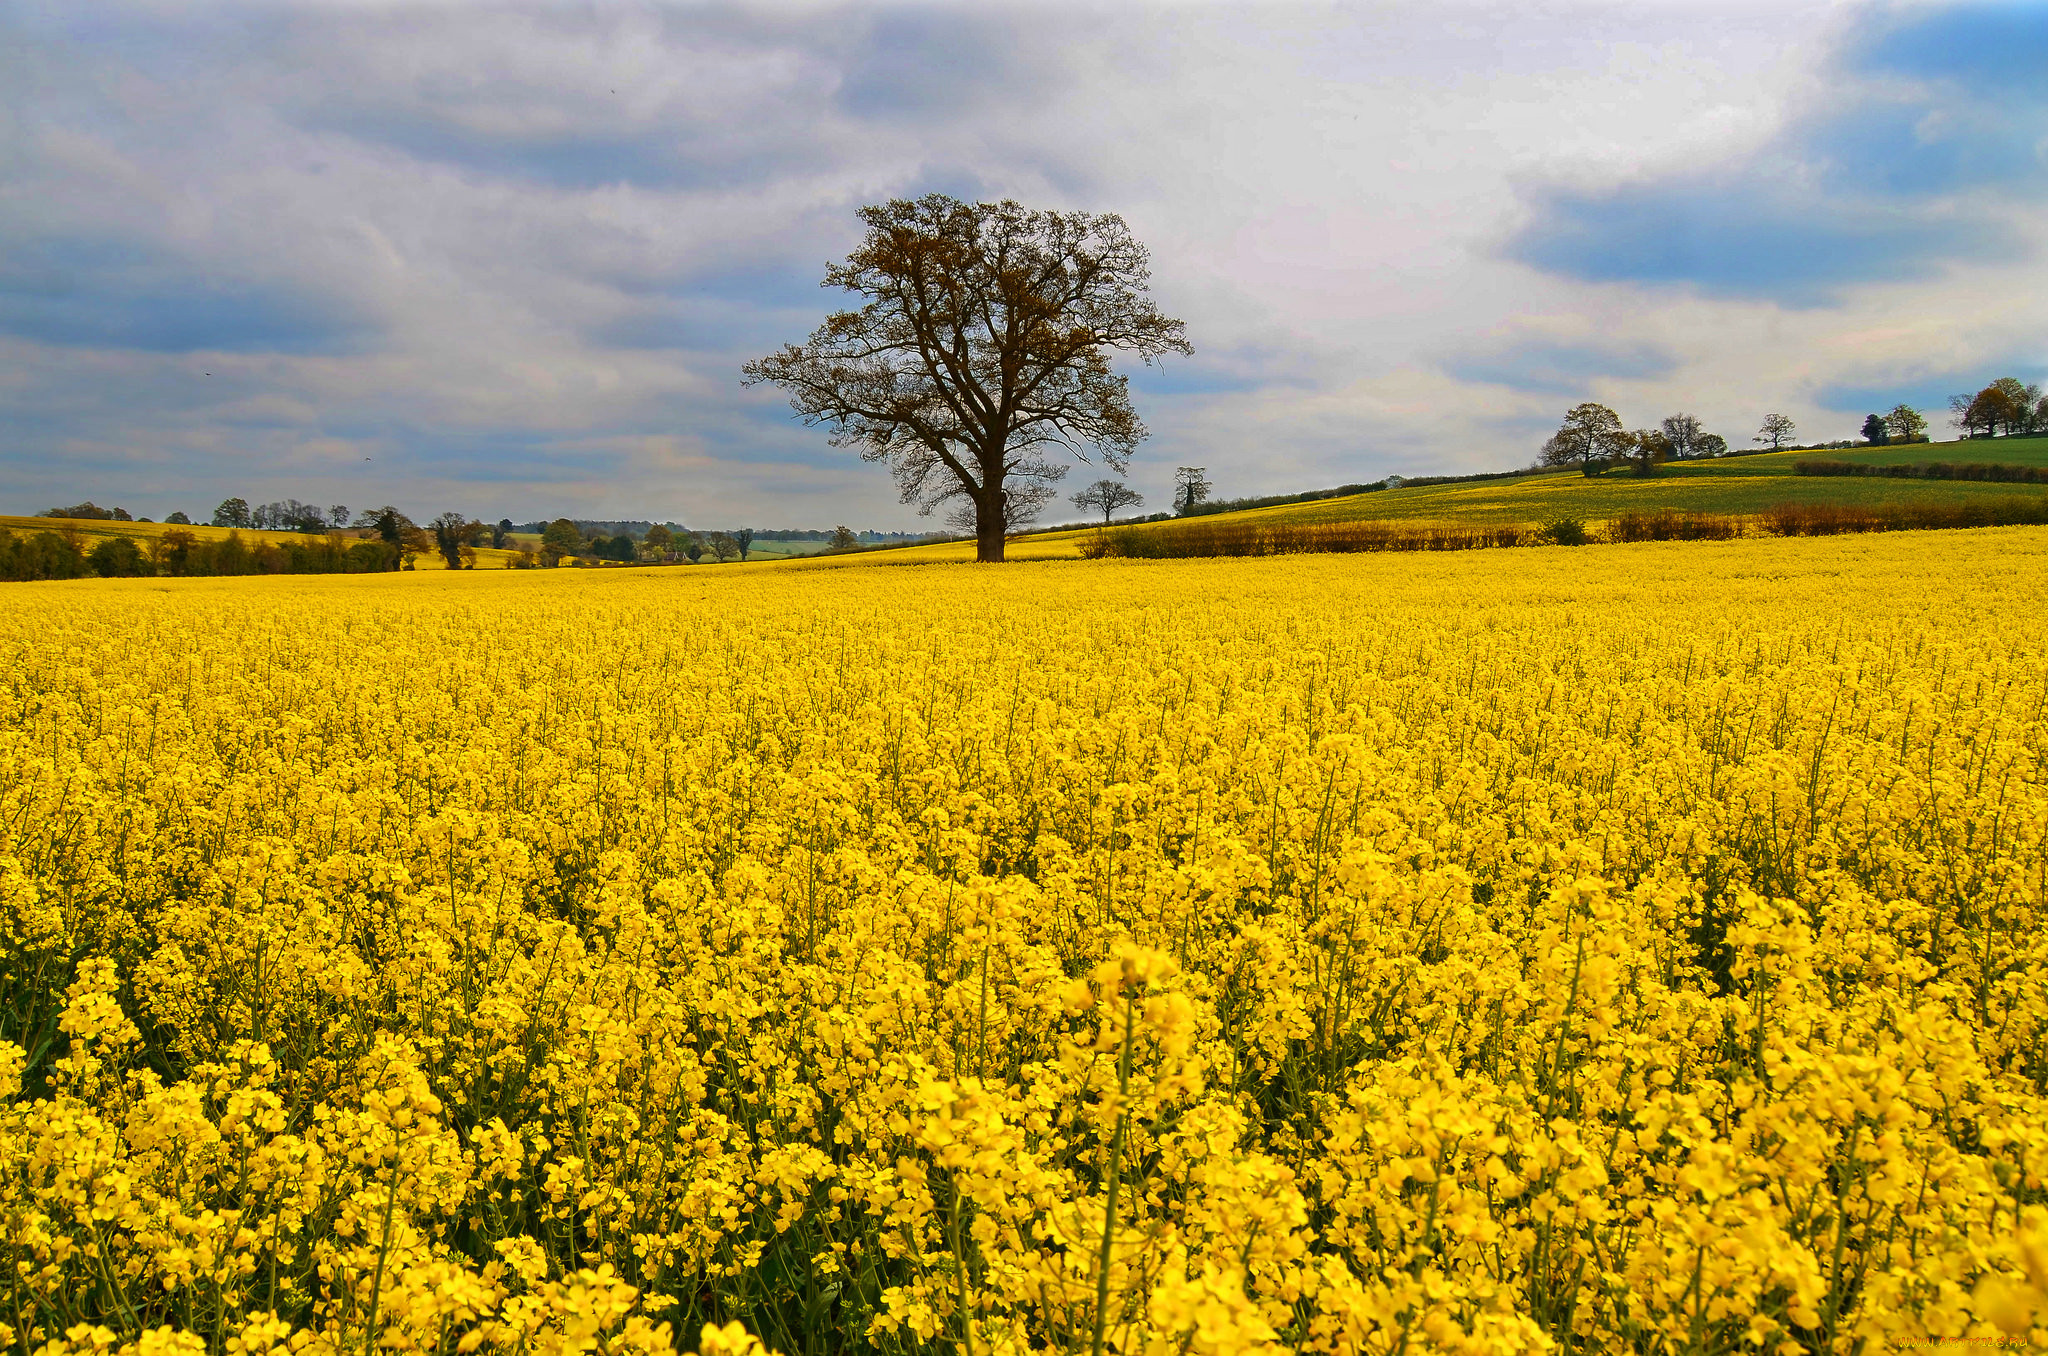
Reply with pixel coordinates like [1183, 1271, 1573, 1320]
[2, 531, 2046, 1355]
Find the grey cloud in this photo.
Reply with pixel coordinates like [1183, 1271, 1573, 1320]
[0, 234, 377, 353]
[1444, 334, 1678, 396]
[261, 5, 1072, 192]
[1506, 184, 2017, 307]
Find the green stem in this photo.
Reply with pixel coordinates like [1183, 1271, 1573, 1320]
[363, 1165, 402, 1356]
[1091, 992, 1136, 1356]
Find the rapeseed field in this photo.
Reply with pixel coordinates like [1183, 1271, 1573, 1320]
[3, 530, 2046, 1355]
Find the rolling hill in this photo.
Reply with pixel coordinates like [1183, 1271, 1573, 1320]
[781, 433, 2048, 566]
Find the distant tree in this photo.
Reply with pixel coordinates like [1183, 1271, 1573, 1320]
[1983, 385, 2024, 436]
[4, 531, 88, 580]
[87, 536, 150, 578]
[642, 524, 674, 562]
[1946, 392, 1972, 435]
[1174, 466, 1213, 514]
[262, 499, 327, 533]
[494, 518, 514, 548]
[742, 194, 1191, 562]
[685, 533, 706, 563]
[165, 511, 192, 525]
[1660, 413, 1705, 459]
[735, 528, 754, 562]
[349, 507, 413, 569]
[709, 532, 741, 563]
[1964, 386, 2023, 438]
[1950, 391, 1998, 439]
[828, 525, 860, 551]
[1624, 428, 1671, 476]
[1072, 479, 1145, 524]
[1755, 413, 1797, 451]
[399, 521, 433, 569]
[540, 518, 581, 566]
[1861, 414, 1889, 446]
[1885, 404, 1927, 442]
[42, 502, 123, 521]
[1542, 403, 1629, 477]
[329, 504, 350, 528]
[149, 529, 196, 574]
[430, 512, 481, 569]
[1989, 377, 2042, 435]
[212, 497, 252, 528]
[1696, 432, 1728, 459]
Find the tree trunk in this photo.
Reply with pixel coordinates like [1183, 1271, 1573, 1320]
[977, 487, 1006, 563]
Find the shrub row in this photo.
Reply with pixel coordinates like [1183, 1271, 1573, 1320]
[1795, 459, 2048, 483]
[1082, 498, 2048, 559]
[1764, 498, 2048, 535]
[1083, 519, 1531, 558]
[0, 528, 398, 582]
[1605, 509, 1743, 542]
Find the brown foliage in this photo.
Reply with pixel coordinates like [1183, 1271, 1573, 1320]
[1606, 510, 1740, 542]
[1096, 519, 1527, 559]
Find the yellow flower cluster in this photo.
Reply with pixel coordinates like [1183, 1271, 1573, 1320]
[3, 530, 2046, 1353]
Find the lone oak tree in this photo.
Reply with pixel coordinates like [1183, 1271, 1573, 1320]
[743, 195, 1191, 562]
[1755, 413, 1797, 451]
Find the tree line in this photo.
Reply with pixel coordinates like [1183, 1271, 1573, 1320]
[8, 498, 911, 581]
[0, 525, 398, 582]
[1541, 403, 1937, 476]
[1947, 377, 2047, 440]
[1541, 377, 2042, 477]
[1539, 407, 1735, 476]
[526, 520, 870, 566]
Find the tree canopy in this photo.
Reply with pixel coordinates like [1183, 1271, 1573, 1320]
[1541, 403, 1629, 477]
[743, 195, 1191, 562]
[1885, 404, 1927, 442]
[1659, 413, 1704, 459]
[1073, 479, 1144, 524]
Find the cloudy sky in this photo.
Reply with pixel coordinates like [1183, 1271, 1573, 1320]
[2, 1, 2043, 529]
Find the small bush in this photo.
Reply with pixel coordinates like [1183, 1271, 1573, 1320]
[1540, 515, 1590, 546]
